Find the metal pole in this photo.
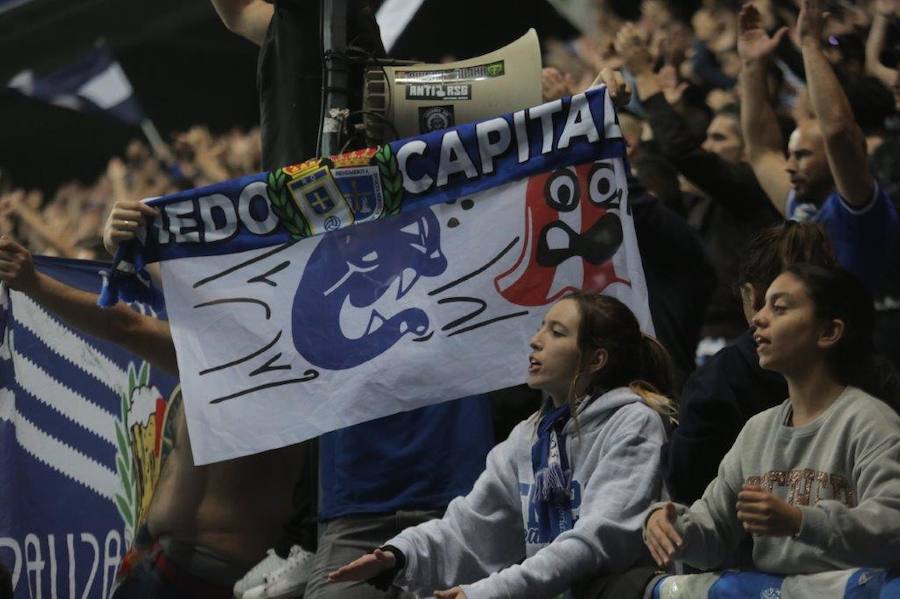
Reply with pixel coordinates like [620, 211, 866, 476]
[319, 0, 349, 157]
[140, 118, 173, 165]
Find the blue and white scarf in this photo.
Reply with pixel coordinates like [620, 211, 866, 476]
[530, 402, 574, 543]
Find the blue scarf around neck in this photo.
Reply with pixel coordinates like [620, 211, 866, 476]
[529, 402, 574, 544]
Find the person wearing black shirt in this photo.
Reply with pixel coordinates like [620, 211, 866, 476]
[664, 222, 835, 504]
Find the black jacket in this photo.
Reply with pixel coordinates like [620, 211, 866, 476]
[641, 92, 781, 339]
[631, 182, 716, 382]
[664, 330, 788, 504]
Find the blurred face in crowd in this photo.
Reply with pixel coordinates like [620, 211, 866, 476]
[785, 121, 833, 203]
[702, 114, 744, 164]
[528, 299, 585, 405]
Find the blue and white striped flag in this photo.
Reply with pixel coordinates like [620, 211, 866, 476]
[7, 46, 144, 125]
[0, 256, 178, 599]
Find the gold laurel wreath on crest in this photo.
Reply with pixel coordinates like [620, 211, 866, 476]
[266, 168, 313, 240]
[374, 145, 404, 216]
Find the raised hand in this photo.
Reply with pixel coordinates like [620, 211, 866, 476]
[644, 502, 684, 567]
[797, 0, 827, 46]
[657, 65, 688, 105]
[542, 67, 571, 102]
[616, 23, 655, 76]
[0, 236, 39, 293]
[327, 548, 396, 584]
[103, 199, 160, 256]
[736, 486, 802, 536]
[875, 0, 899, 16]
[738, 3, 789, 63]
[0, 190, 23, 236]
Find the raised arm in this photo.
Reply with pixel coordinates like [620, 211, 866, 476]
[0, 236, 178, 375]
[209, 0, 273, 46]
[738, 4, 793, 214]
[865, 0, 900, 89]
[799, 0, 874, 207]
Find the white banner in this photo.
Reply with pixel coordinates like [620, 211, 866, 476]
[161, 159, 650, 464]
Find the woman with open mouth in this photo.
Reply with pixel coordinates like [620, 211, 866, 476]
[328, 291, 677, 598]
[645, 264, 900, 575]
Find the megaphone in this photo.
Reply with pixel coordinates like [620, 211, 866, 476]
[363, 29, 542, 144]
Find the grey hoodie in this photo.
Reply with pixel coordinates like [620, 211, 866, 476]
[385, 387, 668, 599]
[651, 386, 900, 573]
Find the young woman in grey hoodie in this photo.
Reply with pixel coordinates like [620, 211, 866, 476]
[328, 292, 678, 598]
[645, 264, 900, 574]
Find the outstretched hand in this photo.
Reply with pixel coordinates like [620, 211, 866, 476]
[0, 236, 39, 293]
[736, 486, 802, 536]
[737, 4, 789, 63]
[644, 502, 684, 567]
[102, 199, 160, 256]
[327, 548, 396, 584]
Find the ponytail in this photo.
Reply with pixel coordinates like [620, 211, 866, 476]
[630, 334, 678, 426]
[562, 291, 679, 427]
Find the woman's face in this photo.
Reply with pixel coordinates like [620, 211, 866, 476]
[527, 299, 583, 403]
[752, 272, 823, 375]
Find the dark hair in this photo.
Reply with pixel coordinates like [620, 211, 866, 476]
[737, 221, 837, 311]
[785, 264, 900, 410]
[564, 291, 677, 422]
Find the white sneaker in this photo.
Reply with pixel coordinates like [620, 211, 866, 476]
[243, 545, 315, 599]
[233, 548, 288, 598]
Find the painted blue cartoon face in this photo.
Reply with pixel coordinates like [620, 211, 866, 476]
[292, 208, 447, 370]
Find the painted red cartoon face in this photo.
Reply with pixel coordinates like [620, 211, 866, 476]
[494, 162, 629, 307]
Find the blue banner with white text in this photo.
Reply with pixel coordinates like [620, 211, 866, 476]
[0, 257, 177, 599]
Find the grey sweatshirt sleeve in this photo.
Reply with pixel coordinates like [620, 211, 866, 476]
[386, 426, 527, 596]
[663, 428, 748, 570]
[460, 404, 667, 599]
[795, 433, 900, 568]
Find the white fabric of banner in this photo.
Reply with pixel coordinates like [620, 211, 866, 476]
[162, 159, 650, 464]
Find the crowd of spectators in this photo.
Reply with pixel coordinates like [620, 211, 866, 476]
[542, 0, 900, 367]
[3, 0, 897, 363]
[0, 125, 262, 260]
[0, 0, 899, 597]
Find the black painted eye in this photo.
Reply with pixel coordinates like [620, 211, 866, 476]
[587, 162, 618, 206]
[544, 169, 580, 212]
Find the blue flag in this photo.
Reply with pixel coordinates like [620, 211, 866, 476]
[7, 47, 144, 125]
[0, 256, 178, 598]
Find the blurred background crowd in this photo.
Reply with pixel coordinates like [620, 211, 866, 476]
[0, 0, 898, 360]
[0, 126, 262, 259]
